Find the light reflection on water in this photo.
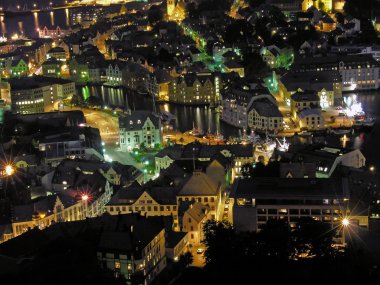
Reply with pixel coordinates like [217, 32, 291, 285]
[80, 86, 380, 166]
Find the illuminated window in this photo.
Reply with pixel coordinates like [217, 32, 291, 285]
[115, 262, 121, 269]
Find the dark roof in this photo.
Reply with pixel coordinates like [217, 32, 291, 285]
[280, 70, 341, 91]
[249, 98, 283, 117]
[9, 76, 73, 90]
[224, 60, 243, 69]
[166, 231, 188, 248]
[231, 177, 347, 199]
[97, 214, 166, 258]
[291, 91, 320, 102]
[118, 111, 160, 130]
[178, 171, 218, 196]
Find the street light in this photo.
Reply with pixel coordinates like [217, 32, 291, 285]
[370, 166, 375, 172]
[342, 218, 350, 227]
[5, 165, 14, 176]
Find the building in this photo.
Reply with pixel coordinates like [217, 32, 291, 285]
[181, 202, 211, 246]
[298, 108, 324, 130]
[293, 54, 380, 91]
[223, 61, 245, 77]
[106, 60, 149, 91]
[167, 0, 186, 22]
[119, 111, 162, 151]
[169, 73, 220, 105]
[97, 215, 167, 284]
[10, 58, 28, 78]
[46, 47, 67, 62]
[260, 45, 294, 69]
[11, 173, 113, 240]
[284, 145, 366, 178]
[290, 90, 320, 119]
[51, 159, 143, 192]
[155, 142, 254, 179]
[221, 88, 255, 129]
[37, 126, 103, 166]
[38, 26, 70, 40]
[9, 76, 76, 114]
[165, 231, 189, 261]
[279, 70, 342, 106]
[42, 58, 63, 78]
[146, 69, 172, 101]
[231, 177, 349, 232]
[247, 96, 284, 133]
[106, 184, 179, 230]
[177, 171, 222, 220]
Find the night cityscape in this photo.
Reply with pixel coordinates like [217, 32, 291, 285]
[0, 0, 380, 284]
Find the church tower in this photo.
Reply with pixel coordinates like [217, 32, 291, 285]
[167, 0, 176, 17]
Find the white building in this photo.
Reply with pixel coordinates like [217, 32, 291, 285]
[293, 54, 380, 91]
[247, 96, 284, 133]
[119, 111, 162, 151]
[9, 76, 76, 114]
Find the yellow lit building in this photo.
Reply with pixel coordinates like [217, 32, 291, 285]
[167, 0, 186, 22]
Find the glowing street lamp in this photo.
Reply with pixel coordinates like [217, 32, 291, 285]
[5, 165, 14, 176]
[342, 218, 350, 227]
[370, 166, 375, 173]
[81, 194, 89, 201]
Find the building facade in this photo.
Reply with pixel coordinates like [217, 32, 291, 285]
[119, 111, 162, 151]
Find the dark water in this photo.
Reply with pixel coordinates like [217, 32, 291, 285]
[80, 85, 240, 137]
[81, 85, 380, 167]
[0, 0, 120, 38]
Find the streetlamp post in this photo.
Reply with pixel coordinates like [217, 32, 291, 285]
[342, 218, 350, 247]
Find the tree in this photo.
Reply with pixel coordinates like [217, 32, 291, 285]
[292, 217, 337, 258]
[70, 93, 84, 107]
[241, 163, 254, 178]
[224, 20, 253, 44]
[179, 252, 193, 268]
[85, 96, 102, 108]
[202, 220, 235, 269]
[248, 0, 265, 9]
[148, 5, 163, 24]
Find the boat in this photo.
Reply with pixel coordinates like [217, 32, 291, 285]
[353, 114, 376, 129]
[276, 137, 290, 152]
[189, 122, 204, 137]
[298, 131, 312, 137]
[3, 4, 32, 17]
[248, 131, 261, 144]
[330, 129, 351, 135]
[160, 110, 176, 123]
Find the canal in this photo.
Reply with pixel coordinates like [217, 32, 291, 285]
[80, 85, 380, 167]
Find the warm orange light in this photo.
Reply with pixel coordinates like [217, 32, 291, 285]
[5, 165, 14, 176]
[342, 218, 350, 226]
[82, 194, 89, 201]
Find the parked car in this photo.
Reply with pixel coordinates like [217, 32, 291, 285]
[196, 248, 204, 254]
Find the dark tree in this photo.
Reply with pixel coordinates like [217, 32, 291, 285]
[224, 20, 254, 44]
[248, 0, 266, 9]
[148, 5, 163, 24]
[202, 220, 235, 269]
[157, 48, 173, 62]
[70, 93, 84, 107]
[179, 251, 193, 268]
[85, 96, 103, 108]
[292, 217, 337, 258]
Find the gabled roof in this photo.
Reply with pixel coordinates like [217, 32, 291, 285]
[178, 172, 218, 196]
[185, 202, 209, 223]
[118, 111, 160, 130]
[291, 91, 320, 102]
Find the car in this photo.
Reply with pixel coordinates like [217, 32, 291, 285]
[196, 248, 204, 254]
